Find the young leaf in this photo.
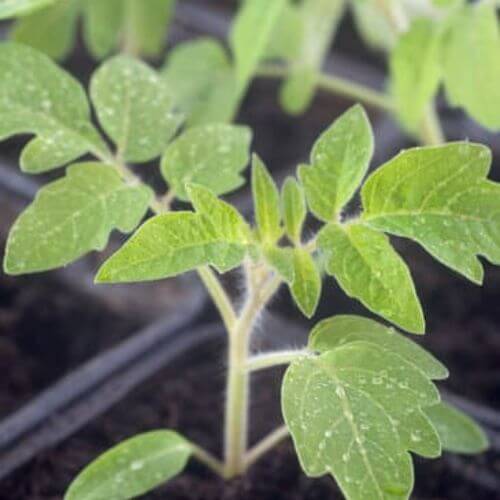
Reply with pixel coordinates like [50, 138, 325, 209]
[4, 162, 152, 275]
[442, 2, 500, 130]
[162, 38, 238, 127]
[289, 248, 321, 318]
[160, 124, 252, 201]
[425, 402, 489, 455]
[0, 43, 106, 173]
[390, 19, 443, 132]
[309, 315, 448, 380]
[230, 0, 286, 91]
[318, 223, 424, 334]
[10, 0, 80, 60]
[299, 105, 374, 222]
[264, 247, 295, 283]
[96, 199, 249, 283]
[65, 430, 191, 500]
[0, 0, 56, 19]
[282, 176, 306, 245]
[252, 154, 282, 245]
[361, 143, 500, 284]
[282, 342, 441, 499]
[90, 55, 182, 163]
[264, 2, 303, 61]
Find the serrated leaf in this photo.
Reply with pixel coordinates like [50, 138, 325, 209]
[10, 0, 80, 60]
[90, 55, 182, 163]
[289, 248, 321, 318]
[299, 105, 374, 222]
[0, 0, 56, 19]
[442, 2, 500, 130]
[425, 402, 489, 455]
[283, 342, 439, 499]
[318, 223, 424, 334]
[65, 430, 191, 500]
[162, 38, 239, 127]
[390, 19, 443, 132]
[96, 201, 249, 283]
[252, 154, 282, 245]
[4, 162, 152, 275]
[160, 124, 252, 201]
[0, 42, 107, 173]
[361, 142, 500, 284]
[282, 176, 306, 245]
[230, 0, 287, 92]
[309, 315, 448, 380]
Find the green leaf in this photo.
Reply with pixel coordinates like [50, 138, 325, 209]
[0, 0, 56, 19]
[390, 19, 443, 132]
[252, 154, 282, 245]
[425, 402, 489, 455]
[65, 430, 191, 500]
[289, 248, 321, 318]
[230, 0, 287, 91]
[442, 2, 500, 130]
[90, 55, 182, 163]
[361, 142, 500, 284]
[282, 341, 442, 499]
[160, 124, 252, 201]
[279, 0, 345, 114]
[299, 105, 374, 222]
[162, 38, 238, 127]
[264, 246, 295, 283]
[96, 197, 249, 283]
[4, 162, 152, 275]
[309, 315, 448, 380]
[318, 223, 424, 334]
[10, 0, 80, 60]
[282, 176, 306, 245]
[264, 2, 303, 61]
[0, 42, 106, 173]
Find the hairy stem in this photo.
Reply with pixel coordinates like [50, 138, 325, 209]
[244, 426, 290, 469]
[246, 349, 310, 373]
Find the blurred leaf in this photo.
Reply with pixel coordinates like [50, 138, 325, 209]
[0, 0, 57, 19]
[282, 176, 306, 245]
[91, 55, 182, 163]
[65, 431, 191, 500]
[264, 2, 303, 61]
[161, 124, 252, 201]
[4, 162, 152, 275]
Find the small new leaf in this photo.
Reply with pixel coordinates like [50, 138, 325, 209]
[91, 55, 182, 163]
[4, 162, 152, 275]
[361, 143, 500, 284]
[0, 43, 106, 172]
[318, 223, 424, 334]
[299, 105, 374, 221]
[65, 430, 191, 500]
[425, 402, 489, 455]
[252, 155, 282, 245]
[282, 177, 306, 245]
[161, 124, 252, 201]
[290, 248, 321, 318]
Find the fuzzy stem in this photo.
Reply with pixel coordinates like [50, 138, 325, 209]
[244, 426, 290, 469]
[246, 349, 310, 373]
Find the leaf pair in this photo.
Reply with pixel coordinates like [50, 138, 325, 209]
[282, 315, 488, 500]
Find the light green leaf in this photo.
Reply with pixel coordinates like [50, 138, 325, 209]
[309, 315, 448, 380]
[160, 124, 252, 201]
[282, 176, 306, 245]
[0, 0, 56, 19]
[283, 342, 440, 499]
[65, 430, 191, 500]
[96, 202, 249, 283]
[318, 223, 424, 334]
[90, 55, 182, 163]
[252, 154, 282, 245]
[279, 0, 345, 114]
[230, 0, 287, 92]
[443, 2, 500, 130]
[361, 142, 499, 284]
[0, 42, 106, 173]
[299, 105, 374, 222]
[10, 0, 80, 60]
[264, 2, 303, 61]
[264, 246, 294, 283]
[4, 162, 152, 275]
[162, 38, 238, 127]
[390, 19, 443, 132]
[290, 248, 321, 318]
[425, 402, 489, 455]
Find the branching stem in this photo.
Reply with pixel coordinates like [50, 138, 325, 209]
[246, 349, 311, 373]
[191, 445, 226, 477]
[244, 426, 290, 470]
